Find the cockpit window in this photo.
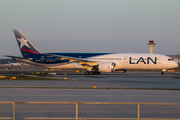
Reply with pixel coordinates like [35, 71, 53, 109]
[168, 58, 174, 61]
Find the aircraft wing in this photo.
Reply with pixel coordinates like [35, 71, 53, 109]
[44, 54, 99, 67]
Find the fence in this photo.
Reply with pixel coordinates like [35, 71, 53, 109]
[0, 102, 180, 120]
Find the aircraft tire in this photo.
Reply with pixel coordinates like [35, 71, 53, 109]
[161, 72, 165, 75]
[85, 71, 100, 75]
[85, 71, 90, 75]
[89, 71, 93, 75]
[96, 72, 100, 75]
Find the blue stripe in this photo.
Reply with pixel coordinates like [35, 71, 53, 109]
[23, 53, 113, 64]
[50, 53, 111, 58]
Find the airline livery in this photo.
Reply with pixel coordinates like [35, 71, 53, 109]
[5, 30, 178, 75]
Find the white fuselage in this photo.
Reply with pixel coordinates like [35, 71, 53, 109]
[83, 53, 178, 70]
[18, 53, 178, 70]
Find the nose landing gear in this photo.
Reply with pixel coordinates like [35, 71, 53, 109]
[161, 69, 166, 75]
[161, 72, 165, 75]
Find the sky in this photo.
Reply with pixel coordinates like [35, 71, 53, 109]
[0, 0, 180, 58]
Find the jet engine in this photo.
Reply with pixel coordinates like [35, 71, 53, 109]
[98, 62, 116, 73]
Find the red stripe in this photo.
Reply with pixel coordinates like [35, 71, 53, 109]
[21, 49, 37, 54]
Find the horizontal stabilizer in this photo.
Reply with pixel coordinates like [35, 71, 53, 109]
[3, 55, 31, 60]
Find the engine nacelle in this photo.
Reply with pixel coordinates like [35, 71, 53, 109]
[98, 62, 115, 73]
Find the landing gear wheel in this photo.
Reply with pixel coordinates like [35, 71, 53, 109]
[89, 71, 93, 75]
[85, 71, 89, 75]
[85, 71, 101, 75]
[161, 72, 165, 75]
[96, 72, 100, 75]
[92, 72, 96, 75]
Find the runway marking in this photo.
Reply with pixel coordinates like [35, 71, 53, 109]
[0, 94, 180, 97]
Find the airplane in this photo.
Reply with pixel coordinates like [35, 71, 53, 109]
[4, 29, 178, 75]
[8, 62, 22, 66]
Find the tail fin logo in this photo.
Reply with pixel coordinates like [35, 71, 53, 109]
[21, 49, 37, 54]
[17, 37, 30, 49]
[13, 29, 42, 57]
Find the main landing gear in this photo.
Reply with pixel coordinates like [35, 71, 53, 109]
[85, 71, 101, 75]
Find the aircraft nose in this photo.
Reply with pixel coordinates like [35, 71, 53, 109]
[174, 62, 178, 68]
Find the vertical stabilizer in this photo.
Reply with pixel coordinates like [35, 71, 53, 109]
[13, 29, 41, 57]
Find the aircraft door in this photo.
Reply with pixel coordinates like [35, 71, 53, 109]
[123, 56, 128, 63]
[157, 57, 163, 68]
[158, 57, 162, 64]
[40, 56, 45, 63]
